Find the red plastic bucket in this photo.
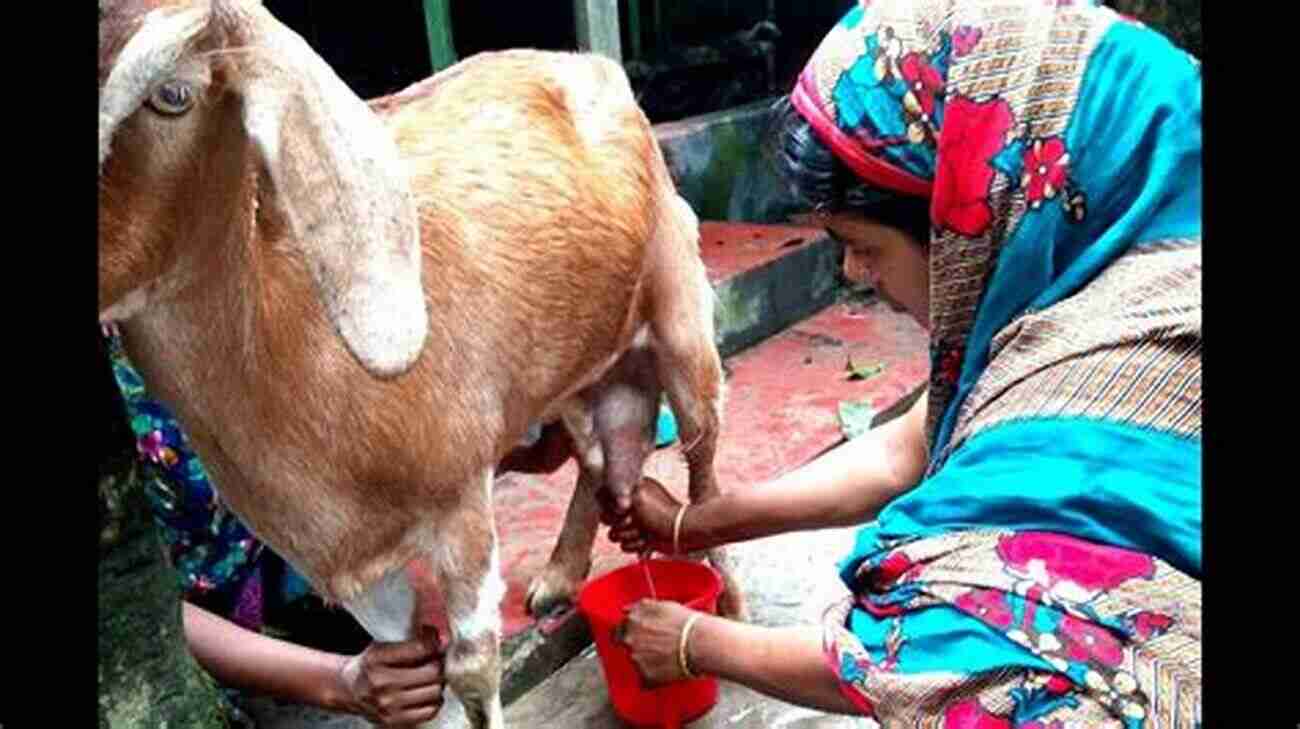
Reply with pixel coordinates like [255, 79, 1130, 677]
[578, 559, 723, 729]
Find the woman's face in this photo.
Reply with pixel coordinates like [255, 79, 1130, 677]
[824, 213, 931, 330]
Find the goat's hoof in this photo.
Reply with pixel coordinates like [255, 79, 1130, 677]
[524, 568, 583, 619]
[716, 587, 750, 622]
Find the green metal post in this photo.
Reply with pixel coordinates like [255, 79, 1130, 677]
[422, 0, 458, 74]
[575, 0, 623, 62]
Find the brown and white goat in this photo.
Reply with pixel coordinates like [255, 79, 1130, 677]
[99, 1, 744, 726]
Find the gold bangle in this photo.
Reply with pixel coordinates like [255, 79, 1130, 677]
[677, 612, 703, 680]
[672, 503, 690, 555]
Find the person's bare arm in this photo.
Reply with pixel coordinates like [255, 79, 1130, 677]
[183, 601, 445, 726]
[692, 618, 859, 714]
[618, 601, 861, 715]
[610, 390, 929, 554]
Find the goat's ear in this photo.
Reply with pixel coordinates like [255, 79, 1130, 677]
[241, 29, 428, 379]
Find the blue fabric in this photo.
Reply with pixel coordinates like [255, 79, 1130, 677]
[847, 604, 1059, 676]
[831, 24, 947, 181]
[930, 22, 1203, 464]
[655, 403, 679, 448]
[841, 417, 1203, 584]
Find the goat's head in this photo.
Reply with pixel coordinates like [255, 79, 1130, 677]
[98, 0, 428, 378]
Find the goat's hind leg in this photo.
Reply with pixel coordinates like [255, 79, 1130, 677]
[525, 405, 602, 619]
[527, 349, 660, 619]
[647, 194, 748, 621]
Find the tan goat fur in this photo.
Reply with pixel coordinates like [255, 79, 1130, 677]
[100, 2, 745, 726]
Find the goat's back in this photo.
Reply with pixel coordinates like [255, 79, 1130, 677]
[379, 51, 670, 436]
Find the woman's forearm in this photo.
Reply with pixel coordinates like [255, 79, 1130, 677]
[689, 617, 860, 715]
[182, 601, 354, 713]
[679, 391, 928, 552]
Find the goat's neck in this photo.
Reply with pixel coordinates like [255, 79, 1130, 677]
[119, 176, 339, 477]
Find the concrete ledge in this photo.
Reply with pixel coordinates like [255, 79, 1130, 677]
[696, 221, 847, 359]
[655, 98, 799, 224]
[713, 233, 843, 358]
[501, 611, 591, 706]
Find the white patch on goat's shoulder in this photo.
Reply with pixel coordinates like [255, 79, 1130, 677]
[333, 272, 428, 377]
[99, 287, 150, 323]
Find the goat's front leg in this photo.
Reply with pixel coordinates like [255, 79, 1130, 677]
[345, 470, 505, 729]
[341, 566, 449, 728]
[433, 469, 507, 729]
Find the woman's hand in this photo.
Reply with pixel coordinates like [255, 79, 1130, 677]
[604, 477, 685, 555]
[615, 599, 699, 687]
[182, 601, 448, 726]
[336, 627, 446, 727]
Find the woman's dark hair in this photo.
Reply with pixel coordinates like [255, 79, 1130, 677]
[767, 95, 932, 247]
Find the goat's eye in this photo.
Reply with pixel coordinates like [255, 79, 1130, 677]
[148, 80, 195, 116]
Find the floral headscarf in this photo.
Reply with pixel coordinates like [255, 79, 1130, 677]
[790, 0, 1201, 470]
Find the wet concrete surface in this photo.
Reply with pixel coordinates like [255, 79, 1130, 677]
[698, 221, 826, 283]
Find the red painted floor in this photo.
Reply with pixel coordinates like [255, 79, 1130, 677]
[491, 295, 930, 639]
[698, 221, 827, 283]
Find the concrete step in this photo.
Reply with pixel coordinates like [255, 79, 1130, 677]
[703, 221, 846, 358]
[654, 98, 798, 224]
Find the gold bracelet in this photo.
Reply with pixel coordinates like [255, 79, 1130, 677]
[677, 612, 703, 680]
[672, 503, 690, 555]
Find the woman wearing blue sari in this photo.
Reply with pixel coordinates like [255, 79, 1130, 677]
[608, 1, 1201, 726]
